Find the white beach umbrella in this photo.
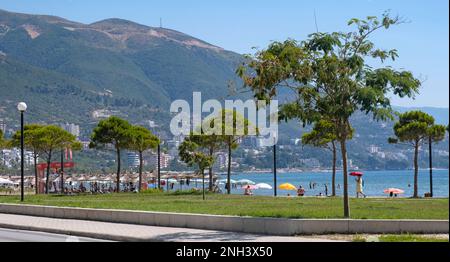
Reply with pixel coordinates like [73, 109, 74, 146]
[255, 183, 273, 190]
[237, 179, 256, 185]
[0, 178, 14, 185]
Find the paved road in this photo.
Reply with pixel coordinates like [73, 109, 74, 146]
[0, 228, 110, 242]
[0, 213, 342, 242]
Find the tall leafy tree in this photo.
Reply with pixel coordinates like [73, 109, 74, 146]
[214, 110, 255, 194]
[35, 125, 79, 194]
[127, 126, 159, 192]
[302, 120, 352, 196]
[388, 111, 444, 198]
[426, 124, 446, 197]
[188, 133, 225, 191]
[179, 138, 214, 200]
[11, 124, 45, 194]
[238, 13, 420, 217]
[90, 116, 132, 193]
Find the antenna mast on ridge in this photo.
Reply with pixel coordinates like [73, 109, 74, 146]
[314, 9, 319, 33]
[160, 18, 163, 28]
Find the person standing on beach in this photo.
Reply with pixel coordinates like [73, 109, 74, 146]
[324, 184, 328, 196]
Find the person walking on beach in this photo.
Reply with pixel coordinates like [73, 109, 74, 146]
[324, 184, 328, 196]
[356, 176, 366, 198]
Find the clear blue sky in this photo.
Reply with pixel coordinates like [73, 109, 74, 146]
[1, 0, 448, 108]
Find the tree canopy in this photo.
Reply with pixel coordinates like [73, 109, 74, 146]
[237, 12, 421, 217]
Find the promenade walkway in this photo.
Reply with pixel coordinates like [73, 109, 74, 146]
[0, 213, 341, 242]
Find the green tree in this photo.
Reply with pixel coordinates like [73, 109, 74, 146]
[35, 125, 78, 194]
[238, 13, 420, 217]
[11, 124, 45, 194]
[426, 124, 446, 197]
[90, 116, 132, 193]
[214, 110, 255, 194]
[179, 138, 214, 200]
[302, 120, 351, 196]
[127, 126, 159, 192]
[188, 134, 225, 191]
[0, 129, 4, 148]
[388, 111, 443, 198]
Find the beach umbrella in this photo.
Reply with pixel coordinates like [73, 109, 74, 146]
[77, 175, 88, 181]
[279, 183, 297, 191]
[237, 179, 256, 185]
[0, 178, 14, 185]
[167, 178, 179, 184]
[241, 185, 259, 190]
[349, 172, 363, 177]
[255, 183, 273, 190]
[384, 188, 405, 195]
[218, 179, 237, 184]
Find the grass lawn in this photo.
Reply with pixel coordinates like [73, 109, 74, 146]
[353, 234, 449, 242]
[0, 192, 448, 219]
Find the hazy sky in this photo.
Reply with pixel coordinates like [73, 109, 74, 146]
[1, 0, 448, 108]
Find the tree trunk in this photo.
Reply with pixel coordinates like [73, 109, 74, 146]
[340, 139, 350, 218]
[45, 151, 52, 194]
[34, 153, 38, 195]
[429, 137, 433, 198]
[413, 141, 419, 198]
[332, 141, 337, 197]
[116, 147, 121, 193]
[138, 151, 143, 192]
[208, 147, 213, 191]
[227, 137, 232, 195]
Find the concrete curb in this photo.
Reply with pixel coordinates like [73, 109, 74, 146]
[0, 204, 448, 236]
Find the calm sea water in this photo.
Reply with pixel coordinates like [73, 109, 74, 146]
[217, 169, 449, 197]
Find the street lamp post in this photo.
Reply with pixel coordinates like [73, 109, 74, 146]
[273, 134, 277, 197]
[60, 149, 64, 194]
[17, 102, 27, 202]
[157, 142, 161, 190]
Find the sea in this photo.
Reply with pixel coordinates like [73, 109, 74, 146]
[216, 169, 449, 197]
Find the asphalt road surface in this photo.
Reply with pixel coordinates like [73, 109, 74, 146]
[0, 228, 110, 242]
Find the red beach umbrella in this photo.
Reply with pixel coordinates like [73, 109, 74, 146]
[384, 188, 405, 194]
[349, 172, 364, 177]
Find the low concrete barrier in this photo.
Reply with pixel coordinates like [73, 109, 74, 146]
[0, 203, 447, 236]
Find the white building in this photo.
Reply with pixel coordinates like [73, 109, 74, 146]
[61, 123, 80, 138]
[369, 145, 381, 154]
[1, 148, 34, 168]
[149, 153, 172, 169]
[215, 153, 229, 169]
[0, 119, 6, 134]
[127, 152, 140, 168]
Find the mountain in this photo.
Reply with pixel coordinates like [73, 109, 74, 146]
[0, 9, 242, 130]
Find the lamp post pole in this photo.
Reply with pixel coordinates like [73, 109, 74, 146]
[157, 142, 161, 190]
[20, 111, 24, 201]
[429, 137, 433, 198]
[273, 135, 277, 197]
[18, 102, 27, 202]
[60, 149, 64, 194]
